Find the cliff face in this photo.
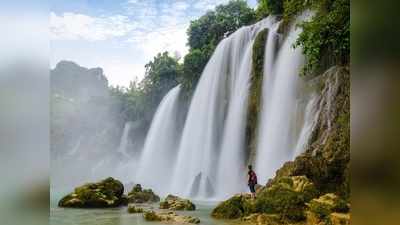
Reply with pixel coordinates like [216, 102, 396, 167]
[267, 66, 350, 199]
[51, 60, 109, 101]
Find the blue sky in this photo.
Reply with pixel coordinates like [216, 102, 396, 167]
[50, 0, 258, 87]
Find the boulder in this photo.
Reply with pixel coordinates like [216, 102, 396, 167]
[159, 195, 196, 211]
[254, 176, 318, 221]
[212, 176, 317, 221]
[307, 193, 349, 219]
[127, 204, 144, 213]
[143, 210, 200, 224]
[211, 194, 255, 219]
[329, 212, 350, 225]
[127, 184, 160, 203]
[242, 213, 281, 225]
[58, 177, 124, 208]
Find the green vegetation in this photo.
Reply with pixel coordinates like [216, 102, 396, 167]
[159, 194, 196, 211]
[254, 0, 350, 76]
[58, 177, 124, 208]
[246, 28, 269, 163]
[111, 0, 258, 124]
[212, 176, 318, 221]
[181, 0, 256, 94]
[127, 184, 160, 203]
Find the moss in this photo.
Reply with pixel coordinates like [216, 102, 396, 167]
[58, 177, 124, 208]
[159, 194, 196, 211]
[255, 176, 318, 221]
[211, 195, 254, 219]
[212, 176, 317, 221]
[246, 28, 269, 163]
[307, 193, 349, 219]
[127, 204, 144, 213]
[143, 211, 161, 221]
[266, 67, 350, 200]
[127, 184, 160, 203]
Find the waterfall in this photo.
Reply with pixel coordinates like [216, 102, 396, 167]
[171, 17, 277, 200]
[117, 121, 133, 158]
[255, 12, 316, 184]
[135, 85, 181, 196]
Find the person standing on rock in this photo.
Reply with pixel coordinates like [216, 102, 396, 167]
[247, 165, 257, 199]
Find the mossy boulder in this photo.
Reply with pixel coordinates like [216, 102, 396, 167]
[159, 194, 196, 211]
[242, 213, 281, 225]
[143, 210, 200, 224]
[254, 176, 318, 221]
[212, 176, 317, 221]
[58, 177, 124, 208]
[127, 204, 144, 213]
[211, 194, 255, 219]
[307, 193, 349, 219]
[127, 184, 160, 203]
[329, 212, 350, 225]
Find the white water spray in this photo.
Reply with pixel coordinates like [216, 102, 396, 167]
[171, 17, 277, 200]
[135, 85, 182, 196]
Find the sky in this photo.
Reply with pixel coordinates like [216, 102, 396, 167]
[50, 0, 258, 87]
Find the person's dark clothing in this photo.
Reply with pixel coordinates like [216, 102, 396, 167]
[248, 170, 257, 193]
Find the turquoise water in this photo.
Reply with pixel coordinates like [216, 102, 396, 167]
[50, 192, 244, 225]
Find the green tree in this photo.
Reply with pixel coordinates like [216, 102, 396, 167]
[182, 0, 256, 95]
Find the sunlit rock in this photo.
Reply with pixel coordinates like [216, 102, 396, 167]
[159, 194, 196, 211]
[143, 211, 200, 224]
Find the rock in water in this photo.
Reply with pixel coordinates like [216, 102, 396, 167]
[127, 184, 160, 203]
[58, 177, 124, 208]
[143, 211, 200, 224]
[159, 194, 196, 211]
[127, 204, 144, 213]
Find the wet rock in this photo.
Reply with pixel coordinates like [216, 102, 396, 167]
[58, 177, 124, 208]
[127, 184, 160, 203]
[159, 194, 196, 211]
[143, 210, 200, 224]
[329, 212, 350, 225]
[127, 204, 144, 213]
[211, 194, 255, 219]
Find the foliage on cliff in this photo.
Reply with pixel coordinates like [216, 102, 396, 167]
[267, 66, 350, 199]
[255, 0, 350, 76]
[180, 0, 256, 95]
[246, 28, 269, 163]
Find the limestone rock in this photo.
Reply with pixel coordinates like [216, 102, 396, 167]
[127, 184, 160, 203]
[307, 193, 349, 219]
[143, 210, 200, 224]
[127, 204, 144, 213]
[58, 177, 124, 208]
[159, 194, 196, 211]
[211, 194, 255, 219]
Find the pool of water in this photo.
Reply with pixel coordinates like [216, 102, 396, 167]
[50, 192, 244, 225]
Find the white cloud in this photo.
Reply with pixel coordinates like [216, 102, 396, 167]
[50, 12, 137, 41]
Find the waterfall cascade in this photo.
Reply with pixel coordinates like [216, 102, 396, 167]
[117, 121, 133, 158]
[255, 12, 316, 184]
[121, 14, 319, 200]
[171, 17, 277, 200]
[134, 85, 182, 196]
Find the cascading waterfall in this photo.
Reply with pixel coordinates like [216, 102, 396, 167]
[117, 121, 132, 158]
[255, 12, 316, 184]
[119, 13, 318, 200]
[135, 85, 181, 196]
[171, 17, 277, 200]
